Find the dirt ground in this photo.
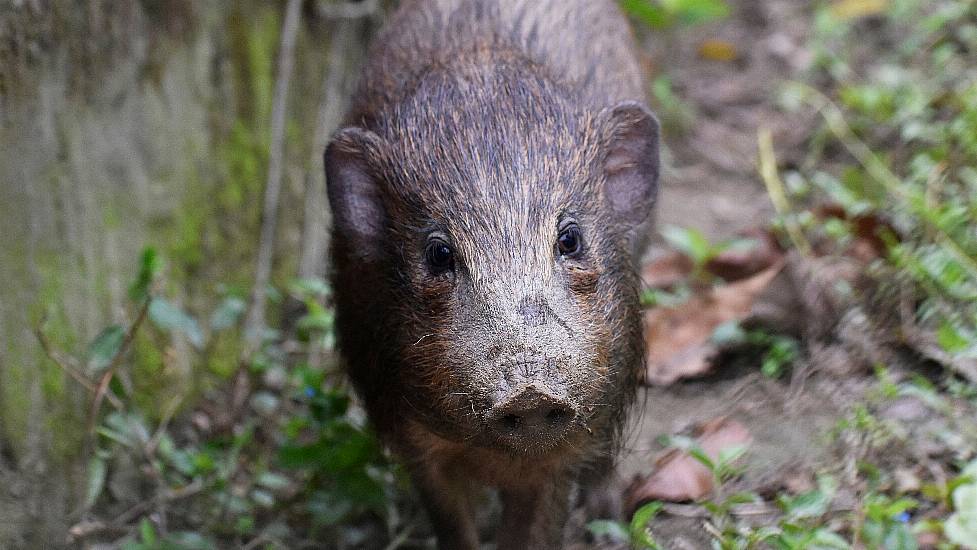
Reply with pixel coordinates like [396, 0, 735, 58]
[607, 1, 875, 546]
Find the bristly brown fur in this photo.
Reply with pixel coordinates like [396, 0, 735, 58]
[325, 1, 657, 548]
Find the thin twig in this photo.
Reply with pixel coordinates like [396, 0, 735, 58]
[245, 0, 303, 350]
[67, 479, 205, 543]
[34, 325, 123, 410]
[88, 298, 151, 433]
[757, 127, 812, 256]
[316, 0, 379, 19]
[382, 522, 417, 550]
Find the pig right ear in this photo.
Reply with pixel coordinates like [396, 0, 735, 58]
[598, 101, 661, 229]
[324, 127, 387, 260]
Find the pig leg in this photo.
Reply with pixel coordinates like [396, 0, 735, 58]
[410, 462, 479, 550]
[576, 451, 623, 521]
[497, 478, 573, 550]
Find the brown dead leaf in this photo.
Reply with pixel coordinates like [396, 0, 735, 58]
[641, 251, 693, 289]
[814, 203, 899, 262]
[643, 262, 783, 385]
[706, 229, 784, 282]
[699, 39, 738, 62]
[626, 418, 752, 512]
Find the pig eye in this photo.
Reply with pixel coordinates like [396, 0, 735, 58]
[425, 238, 455, 273]
[557, 223, 583, 257]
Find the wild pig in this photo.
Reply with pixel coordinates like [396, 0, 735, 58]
[325, 1, 658, 547]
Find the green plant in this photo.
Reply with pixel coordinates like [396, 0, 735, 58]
[660, 225, 761, 283]
[619, 0, 730, 29]
[857, 493, 918, 550]
[777, 0, 977, 372]
[770, 476, 849, 550]
[711, 322, 800, 379]
[588, 501, 664, 549]
[945, 460, 977, 547]
[43, 249, 404, 548]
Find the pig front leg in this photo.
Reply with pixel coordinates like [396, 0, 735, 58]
[409, 461, 480, 550]
[497, 477, 573, 550]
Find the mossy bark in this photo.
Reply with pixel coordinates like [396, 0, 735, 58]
[0, 2, 370, 546]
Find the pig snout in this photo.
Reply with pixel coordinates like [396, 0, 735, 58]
[488, 384, 577, 439]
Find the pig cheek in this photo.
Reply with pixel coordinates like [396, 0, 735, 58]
[403, 280, 486, 429]
[566, 265, 614, 417]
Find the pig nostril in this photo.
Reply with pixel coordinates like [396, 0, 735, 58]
[501, 414, 522, 431]
[545, 408, 569, 425]
[489, 388, 576, 439]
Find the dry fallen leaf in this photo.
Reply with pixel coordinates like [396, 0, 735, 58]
[699, 39, 738, 62]
[626, 418, 753, 512]
[643, 262, 783, 385]
[815, 203, 897, 262]
[830, 0, 888, 20]
[641, 251, 694, 289]
[705, 229, 784, 282]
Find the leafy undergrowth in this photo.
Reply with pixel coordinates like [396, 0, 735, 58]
[609, 0, 977, 548]
[593, 369, 977, 549]
[48, 250, 417, 549]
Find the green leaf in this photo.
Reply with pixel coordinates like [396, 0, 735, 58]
[99, 412, 151, 448]
[717, 445, 747, 466]
[129, 247, 162, 302]
[288, 277, 331, 299]
[946, 488, 977, 548]
[619, 0, 669, 28]
[688, 446, 716, 471]
[629, 501, 663, 549]
[662, 225, 714, 266]
[149, 298, 204, 349]
[139, 518, 157, 545]
[209, 296, 246, 331]
[621, 0, 730, 28]
[809, 529, 851, 549]
[83, 452, 108, 510]
[937, 320, 969, 353]
[780, 488, 832, 519]
[296, 301, 334, 335]
[881, 522, 917, 550]
[587, 519, 629, 542]
[86, 325, 125, 372]
[669, 0, 731, 25]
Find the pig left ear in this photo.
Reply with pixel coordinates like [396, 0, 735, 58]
[598, 101, 661, 228]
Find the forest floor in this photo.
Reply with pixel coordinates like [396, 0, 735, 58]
[585, 0, 977, 548]
[616, 1, 833, 545]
